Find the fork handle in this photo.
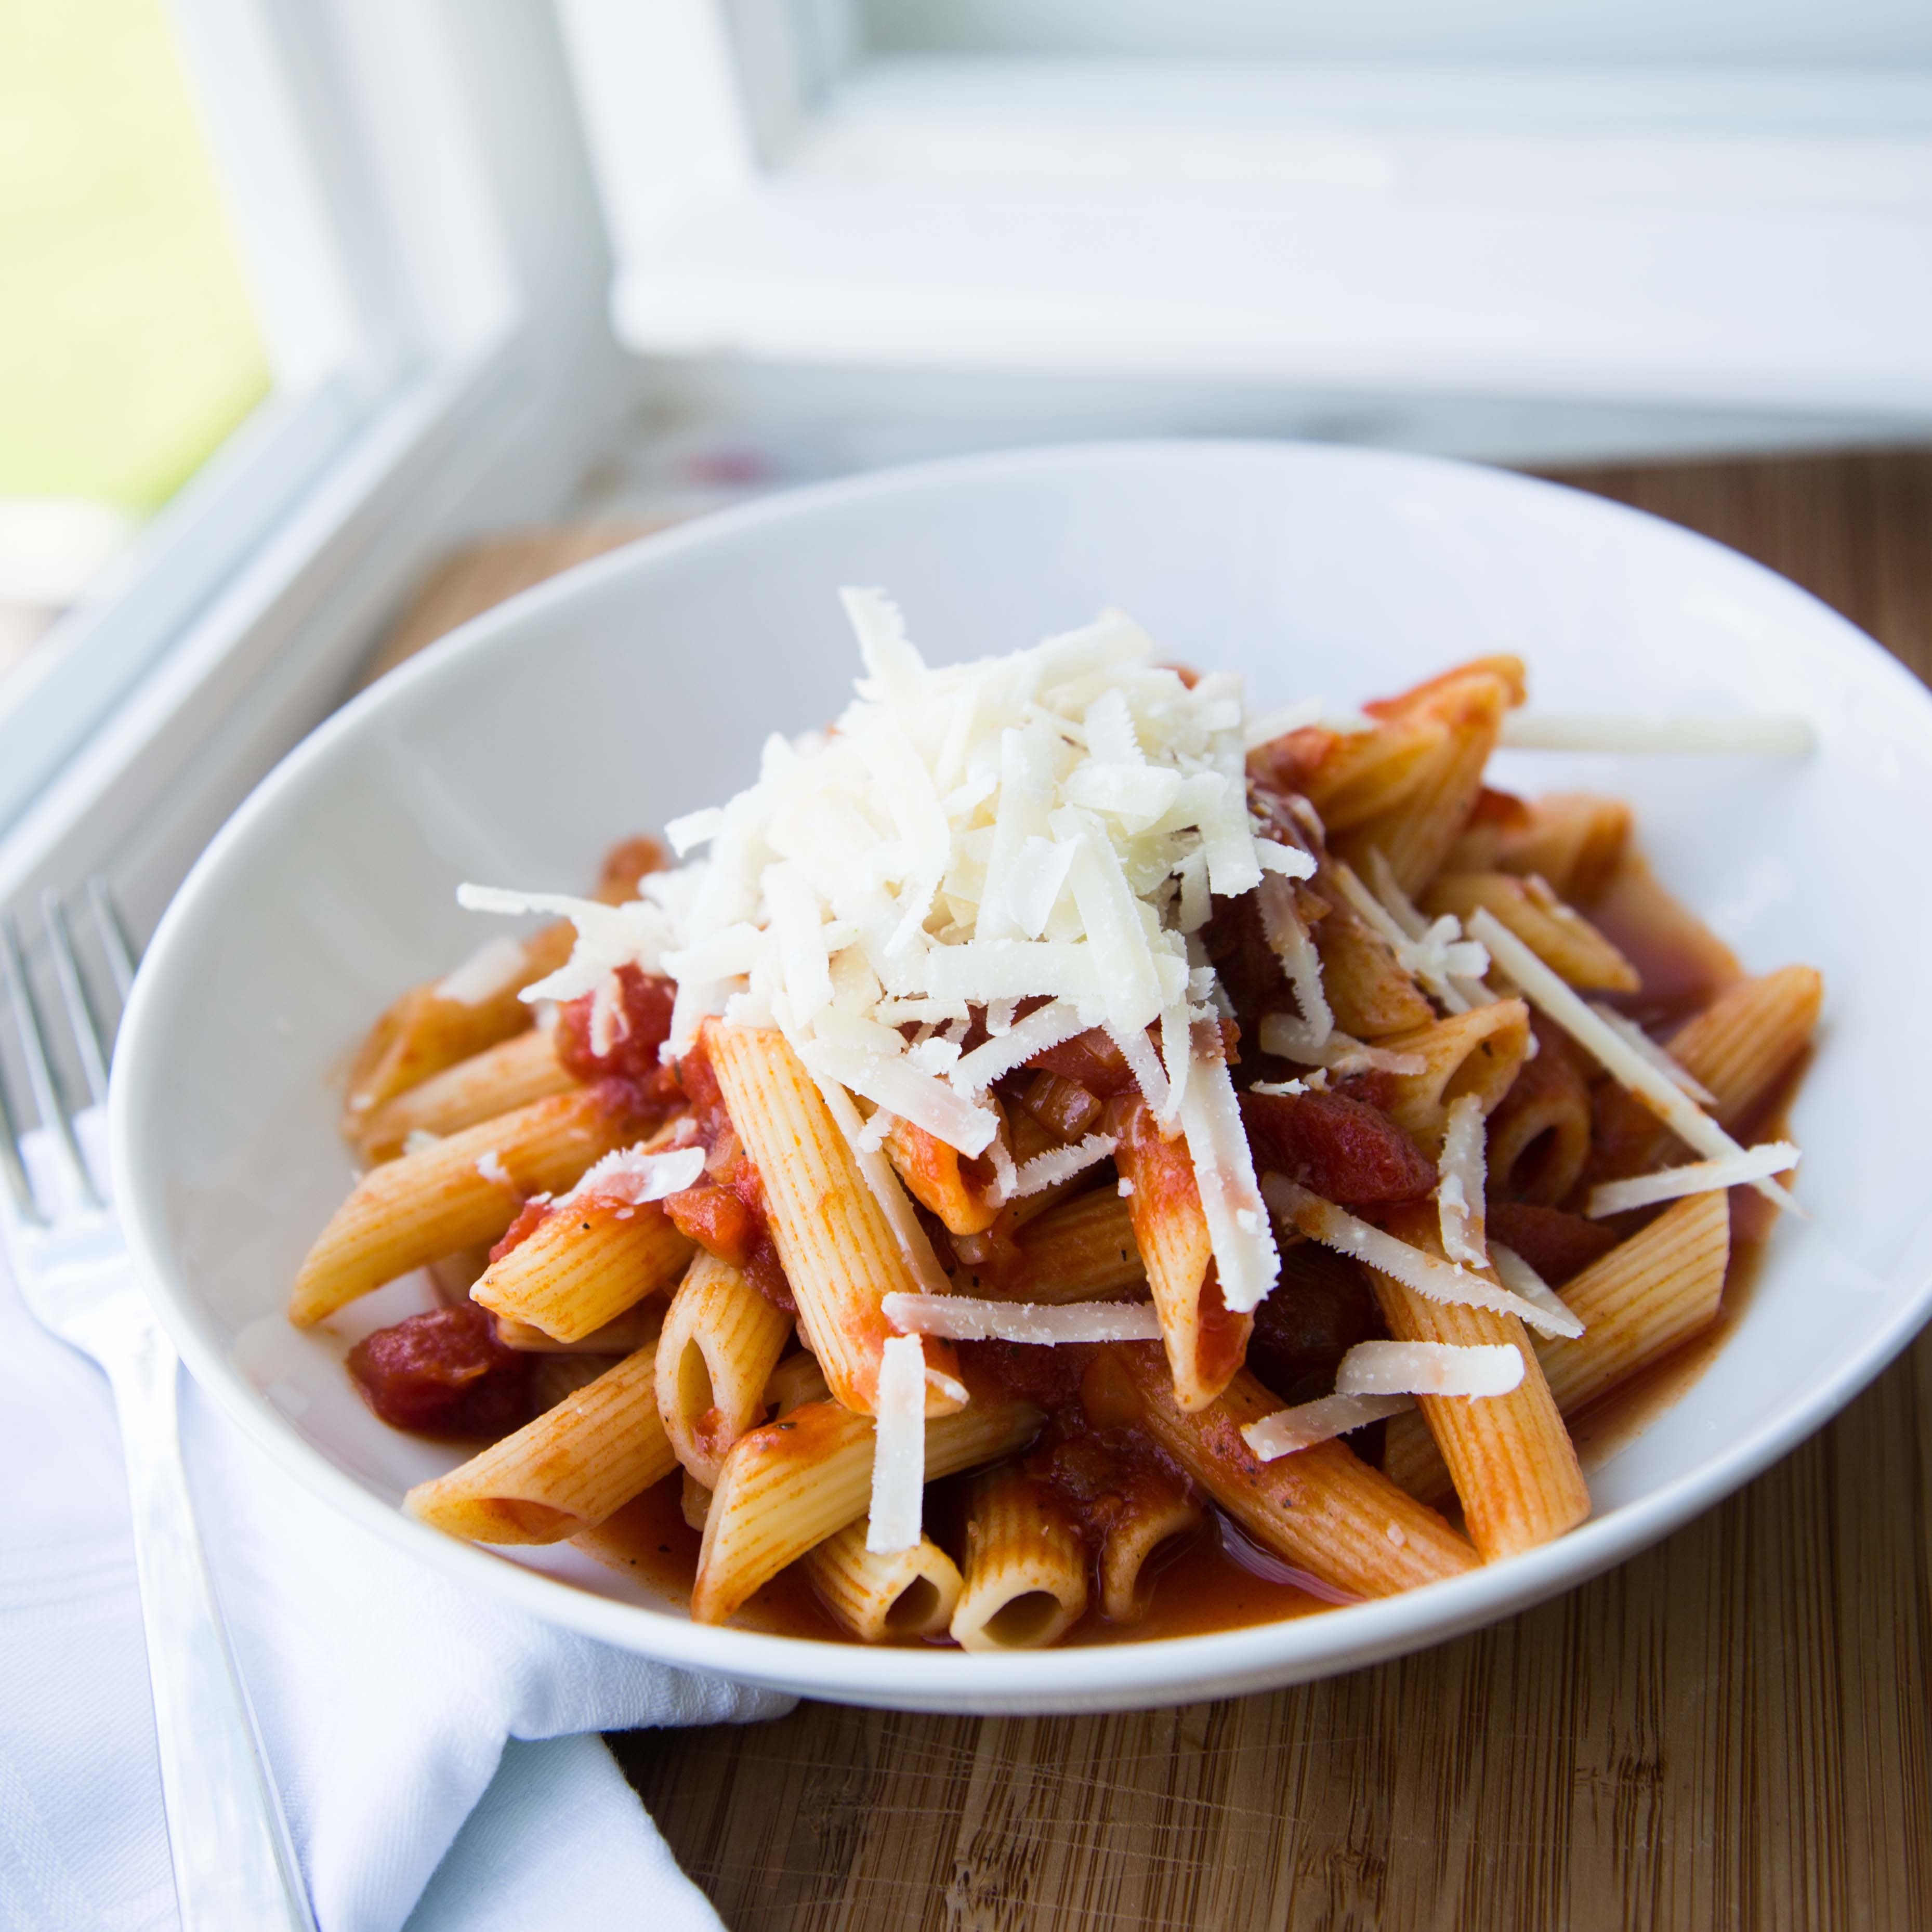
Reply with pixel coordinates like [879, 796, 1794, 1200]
[106, 1312, 317, 1932]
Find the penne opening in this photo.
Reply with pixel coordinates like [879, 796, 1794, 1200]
[981, 1590, 1069, 1649]
[883, 1575, 945, 1637]
[674, 1339, 716, 1428]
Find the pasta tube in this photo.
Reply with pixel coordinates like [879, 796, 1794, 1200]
[354, 1028, 575, 1164]
[404, 1343, 674, 1544]
[1483, 1020, 1592, 1205]
[691, 1395, 1043, 1624]
[469, 1199, 692, 1344]
[974, 1186, 1147, 1304]
[1098, 1470, 1204, 1624]
[950, 1470, 1090, 1651]
[1367, 1208, 1588, 1561]
[1312, 901, 1436, 1041]
[1377, 1000, 1532, 1154]
[341, 921, 575, 1130]
[1113, 1347, 1478, 1597]
[803, 1521, 964, 1642]
[1334, 662, 1521, 895]
[290, 1091, 642, 1325]
[1424, 873, 1638, 994]
[884, 1116, 1002, 1236]
[1111, 1094, 1250, 1412]
[654, 1250, 793, 1484]
[705, 1022, 961, 1415]
[1383, 1190, 1730, 1504]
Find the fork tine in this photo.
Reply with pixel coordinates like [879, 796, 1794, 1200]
[88, 878, 138, 1007]
[0, 913, 100, 1212]
[43, 891, 109, 1107]
[0, 1041, 39, 1225]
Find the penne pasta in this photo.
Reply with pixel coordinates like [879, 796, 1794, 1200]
[691, 1394, 1043, 1624]
[493, 1303, 663, 1355]
[1451, 793, 1632, 905]
[1311, 897, 1437, 1041]
[1098, 1470, 1205, 1624]
[290, 1090, 645, 1326]
[1383, 1191, 1730, 1504]
[961, 1185, 1148, 1304]
[1290, 715, 1452, 831]
[1424, 872, 1638, 994]
[340, 921, 576, 1133]
[469, 1195, 693, 1345]
[1334, 662, 1522, 895]
[1664, 965, 1823, 1130]
[354, 1027, 576, 1165]
[950, 1470, 1090, 1651]
[802, 1521, 964, 1642]
[1376, 1000, 1533, 1155]
[654, 1250, 793, 1485]
[312, 622, 1820, 1649]
[404, 1343, 674, 1544]
[1366, 1208, 1588, 1561]
[1113, 1346, 1479, 1598]
[1111, 1093, 1251, 1412]
[1483, 1018, 1593, 1205]
[884, 1115, 1003, 1236]
[705, 1022, 962, 1417]
[764, 1349, 832, 1415]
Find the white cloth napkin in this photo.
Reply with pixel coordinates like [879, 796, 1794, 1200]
[0, 1136, 793, 1932]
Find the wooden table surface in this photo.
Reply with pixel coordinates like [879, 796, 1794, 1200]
[381, 449, 1932, 1932]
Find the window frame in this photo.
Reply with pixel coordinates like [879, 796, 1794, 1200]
[0, 0, 636, 929]
[556, 2, 1932, 428]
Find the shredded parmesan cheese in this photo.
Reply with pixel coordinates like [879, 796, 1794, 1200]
[1435, 1093, 1489, 1267]
[1487, 1243, 1581, 1333]
[1337, 1339, 1524, 1398]
[475, 1149, 510, 1189]
[435, 935, 529, 1006]
[1003, 1132, 1118, 1201]
[1262, 1175, 1584, 1339]
[865, 1334, 928, 1554]
[1240, 1392, 1415, 1462]
[1587, 1002, 1718, 1106]
[1586, 1141, 1799, 1219]
[1256, 1016, 1425, 1076]
[563, 1144, 705, 1207]
[460, 591, 1324, 1332]
[883, 1293, 1162, 1345]
[1469, 910, 1796, 1211]
[1500, 713, 1815, 756]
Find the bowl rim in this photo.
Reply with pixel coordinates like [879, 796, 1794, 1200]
[109, 435, 1932, 1712]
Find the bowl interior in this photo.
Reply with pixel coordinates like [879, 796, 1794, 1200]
[113, 441, 1932, 1711]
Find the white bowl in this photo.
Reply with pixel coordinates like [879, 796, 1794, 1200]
[112, 440, 1932, 1714]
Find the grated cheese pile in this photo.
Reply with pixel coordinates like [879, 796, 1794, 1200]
[471, 591, 1316, 1315]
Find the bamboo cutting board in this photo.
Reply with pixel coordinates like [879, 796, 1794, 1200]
[378, 449, 1932, 1932]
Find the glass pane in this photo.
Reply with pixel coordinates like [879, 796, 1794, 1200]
[0, 0, 269, 686]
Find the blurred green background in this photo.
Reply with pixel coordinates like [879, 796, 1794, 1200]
[0, 0, 268, 514]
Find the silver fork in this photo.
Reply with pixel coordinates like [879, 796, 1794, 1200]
[0, 885, 315, 1932]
